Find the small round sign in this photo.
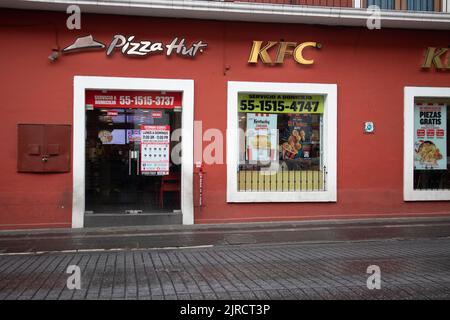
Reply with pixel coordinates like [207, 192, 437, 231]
[364, 122, 375, 133]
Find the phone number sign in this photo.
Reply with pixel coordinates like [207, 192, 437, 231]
[86, 90, 182, 109]
[238, 93, 324, 114]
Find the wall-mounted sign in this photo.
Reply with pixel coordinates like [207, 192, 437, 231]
[364, 122, 375, 134]
[248, 41, 321, 65]
[422, 47, 450, 70]
[85, 90, 182, 109]
[414, 103, 447, 170]
[63, 34, 207, 58]
[238, 94, 324, 114]
[140, 125, 170, 175]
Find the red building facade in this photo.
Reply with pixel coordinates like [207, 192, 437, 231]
[0, 7, 449, 230]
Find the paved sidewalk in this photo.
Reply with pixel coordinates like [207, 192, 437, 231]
[1, 238, 450, 300]
[1, 216, 450, 253]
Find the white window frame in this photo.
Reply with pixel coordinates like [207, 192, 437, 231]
[444, 0, 450, 13]
[227, 81, 337, 203]
[72, 76, 194, 228]
[404, 86, 450, 201]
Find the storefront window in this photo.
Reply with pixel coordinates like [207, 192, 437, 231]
[413, 98, 450, 190]
[227, 81, 337, 203]
[237, 93, 325, 192]
[404, 87, 450, 201]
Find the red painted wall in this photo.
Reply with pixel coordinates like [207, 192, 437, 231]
[0, 9, 449, 229]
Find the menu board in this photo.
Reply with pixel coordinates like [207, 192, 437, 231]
[414, 103, 447, 170]
[246, 113, 278, 162]
[140, 125, 170, 175]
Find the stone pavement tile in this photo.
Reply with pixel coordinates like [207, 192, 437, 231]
[274, 289, 296, 300]
[2, 255, 54, 300]
[111, 290, 126, 300]
[189, 293, 205, 300]
[233, 290, 258, 300]
[215, 292, 232, 300]
[262, 289, 284, 300]
[228, 292, 245, 300]
[2, 237, 450, 300]
[321, 286, 354, 300]
[213, 251, 262, 292]
[58, 287, 75, 300]
[45, 263, 76, 299]
[98, 253, 116, 298]
[298, 287, 325, 300]
[85, 253, 107, 300]
[177, 293, 191, 300]
[251, 290, 272, 300]
[342, 286, 374, 300]
[22, 256, 66, 300]
[125, 286, 138, 299]
[284, 288, 309, 300]
[71, 254, 94, 300]
[0, 256, 36, 298]
[202, 292, 218, 300]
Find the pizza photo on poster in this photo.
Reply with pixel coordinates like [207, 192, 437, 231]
[414, 103, 447, 170]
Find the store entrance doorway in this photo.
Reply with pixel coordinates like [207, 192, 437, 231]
[84, 90, 182, 227]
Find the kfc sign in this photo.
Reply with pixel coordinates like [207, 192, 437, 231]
[422, 47, 450, 70]
[248, 40, 321, 65]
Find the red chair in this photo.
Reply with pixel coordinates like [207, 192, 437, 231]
[159, 173, 181, 208]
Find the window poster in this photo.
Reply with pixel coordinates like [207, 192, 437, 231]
[414, 103, 447, 170]
[280, 114, 320, 160]
[246, 113, 278, 163]
[140, 125, 170, 175]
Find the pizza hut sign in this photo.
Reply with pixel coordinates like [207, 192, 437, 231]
[63, 34, 208, 58]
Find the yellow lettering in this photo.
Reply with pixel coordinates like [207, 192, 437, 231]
[248, 41, 278, 64]
[275, 42, 297, 64]
[293, 42, 317, 65]
[422, 47, 448, 70]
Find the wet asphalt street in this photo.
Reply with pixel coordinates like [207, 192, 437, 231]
[0, 217, 450, 300]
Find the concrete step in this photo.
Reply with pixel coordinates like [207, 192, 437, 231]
[84, 212, 182, 228]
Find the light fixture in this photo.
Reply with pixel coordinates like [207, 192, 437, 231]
[48, 48, 60, 62]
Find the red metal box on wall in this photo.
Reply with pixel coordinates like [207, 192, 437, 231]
[17, 124, 71, 173]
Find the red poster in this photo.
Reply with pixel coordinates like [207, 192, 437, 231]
[86, 90, 182, 109]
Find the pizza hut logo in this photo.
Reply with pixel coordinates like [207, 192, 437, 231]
[63, 34, 208, 58]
